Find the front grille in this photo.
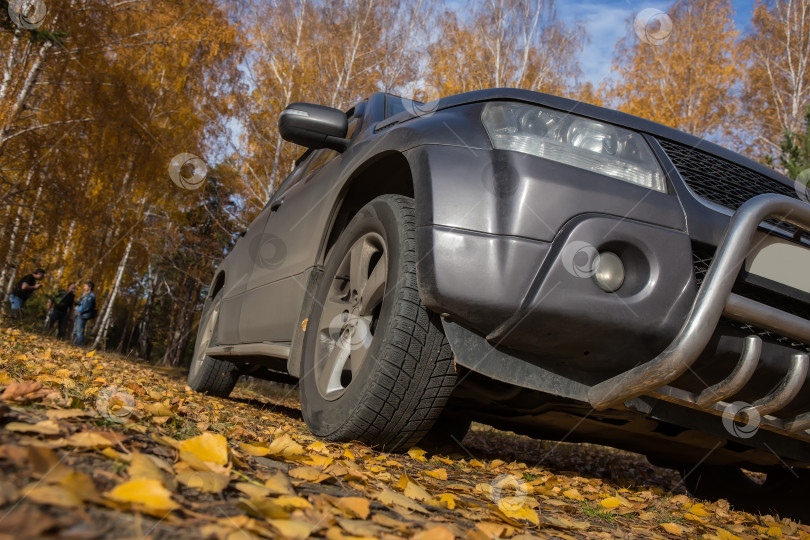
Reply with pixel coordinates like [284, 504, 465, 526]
[691, 245, 810, 353]
[657, 139, 804, 237]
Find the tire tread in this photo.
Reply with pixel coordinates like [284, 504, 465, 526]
[311, 195, 457, 451]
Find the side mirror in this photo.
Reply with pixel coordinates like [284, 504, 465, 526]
[278, 103, 351, 152]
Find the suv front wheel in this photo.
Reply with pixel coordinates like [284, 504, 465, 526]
[299, 195, 457, 452]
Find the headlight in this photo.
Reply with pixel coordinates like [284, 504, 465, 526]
[481, 102, 667, 193]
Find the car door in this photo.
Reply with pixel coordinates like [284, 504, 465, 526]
[215, 202, 276, 344]
[237, 111, 364, 343]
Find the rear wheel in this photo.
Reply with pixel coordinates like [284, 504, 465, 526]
[299, 195, 457, 452]
[188, 293, 240, 397]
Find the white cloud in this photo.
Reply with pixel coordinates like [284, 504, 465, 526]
[557, 1, 655, 85]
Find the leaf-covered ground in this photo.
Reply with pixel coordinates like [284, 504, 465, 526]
[0, 327, 807, 540]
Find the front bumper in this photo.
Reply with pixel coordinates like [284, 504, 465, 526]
[417, 215, 697, 377]
[589, 194, 810, 443]
[410, 140, 810, 446]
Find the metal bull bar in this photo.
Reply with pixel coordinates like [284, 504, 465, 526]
[588, 194, 810, 438]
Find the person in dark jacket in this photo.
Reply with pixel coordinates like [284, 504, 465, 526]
[73, 281, 96, 346]
[8, 269, 45, 319]
[46, 282, 76, 339]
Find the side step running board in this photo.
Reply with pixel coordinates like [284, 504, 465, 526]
[207, 342, 291, 360]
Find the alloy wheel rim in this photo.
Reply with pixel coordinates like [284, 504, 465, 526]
[192, 300, 220, 378]
[314, 232, 387, 400]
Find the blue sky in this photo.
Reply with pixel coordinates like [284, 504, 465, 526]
[557, 0, 756, 85]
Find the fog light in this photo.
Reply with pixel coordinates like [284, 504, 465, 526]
[593, 251, 624, 292]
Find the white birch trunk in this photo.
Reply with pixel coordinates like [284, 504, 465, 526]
[54, 219, 76, 285]
[0, 40, 52, 146]
[0, 169, 36, 295]
[92, 238, 132, 349]
[0, 29, 22, 104]
[4, 184, 43, 298]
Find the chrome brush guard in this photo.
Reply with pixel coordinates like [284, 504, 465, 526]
[588, 194, 810, 441]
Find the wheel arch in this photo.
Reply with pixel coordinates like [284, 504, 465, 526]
[319, 151, 415, 264]
[287, 151, 416, 378]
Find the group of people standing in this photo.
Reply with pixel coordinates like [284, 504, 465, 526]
[7, 269, 98, 346]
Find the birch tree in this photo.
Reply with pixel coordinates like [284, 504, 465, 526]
[741, 0, 810, 156]
[610, 0, 739, 139]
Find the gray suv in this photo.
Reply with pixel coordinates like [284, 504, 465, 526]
[189, 89, 810, 518]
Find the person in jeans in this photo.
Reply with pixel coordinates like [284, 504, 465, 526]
[8, 268, 45, 320]
[73, 281, 96, 346]
[46, 282, 76, 339]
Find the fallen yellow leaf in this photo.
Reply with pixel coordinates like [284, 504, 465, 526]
[178, 432, 228, 465]
[304, 454, 333, 469]
[288, 466, 331, 483]
[336, 496, 370, 519]
[176, 470, 230, 493]
[267, 519, 315, 540]
[264, 434, 306, 459]
[498, 499, 539, 526]
[274, 495, 313, 510]
[235, 482, 272, 498]
[413, 525, 455, 540]
[436, 493, 458, 509]
[5, 420, 61, 435]
[106, 478, 179, 515]
[128, 453, 176, 490]
[688, 503, 709, 517]
[407, 447, 427, 462]
[563, 488, 584, 501]
[713, 527, 742, 540]
[57, 431, 123, 449]
[306, 441, 327, 453]
[684, 513, 706, 524]
[376, 487, 428, 513]
[403, 476, 434, 503]
[263, 471, 295, 495]
[22, 484, 83, 507]
[424, 468, 448, 481]
[45, 409, 91, 420]
[239, 442, 271, 457]
[661, 522, 684, 536]
[600, 496, 621, 509]
[237, 497, 289, 520]
[767, 526, 783, 538]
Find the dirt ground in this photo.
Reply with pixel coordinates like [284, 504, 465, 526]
[0, 326, 806, 540]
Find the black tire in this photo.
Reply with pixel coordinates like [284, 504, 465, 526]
[188, 292, 240, 397]
[300, 195, 457, 452]
[682, 465, 810, 521]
